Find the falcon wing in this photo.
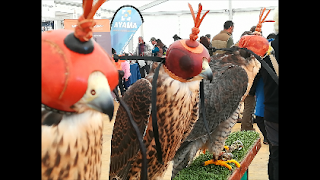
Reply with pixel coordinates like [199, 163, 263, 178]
[172, 50, 250, 178]
[185, 51, 249, 141]
[109, 78, 152, 180]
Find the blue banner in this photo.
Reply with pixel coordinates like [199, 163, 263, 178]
[110, 5, 144, 54]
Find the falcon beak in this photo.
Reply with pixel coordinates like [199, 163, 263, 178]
[199, 58, 213, 82]
[87, 86, 114, 121]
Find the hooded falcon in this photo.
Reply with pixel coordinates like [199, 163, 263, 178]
[171, 46, 262, 178]
[42, 1, 119, 179]
[172, 9, 273, 177]
[109, 3, 213, 180]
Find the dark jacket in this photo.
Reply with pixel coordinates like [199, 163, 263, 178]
[260, 33, 278, 123]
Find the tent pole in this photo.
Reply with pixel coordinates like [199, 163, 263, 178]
[141, 23, 144, 39]
[229, 0, 233, 20]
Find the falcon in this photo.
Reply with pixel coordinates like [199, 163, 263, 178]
[42, 1, 119, 179]
[170, 46, 261, 177]
[41, 71, 115, 180]
[171, 8, 273, 177]
[109, 4, 213, 180]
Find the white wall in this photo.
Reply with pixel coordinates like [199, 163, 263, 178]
[124, 9, 276, 53]
[232, 10, 276, 42]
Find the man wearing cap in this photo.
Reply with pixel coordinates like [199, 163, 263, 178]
[150, 37, 160, 57]
[150, 37, 157, 44]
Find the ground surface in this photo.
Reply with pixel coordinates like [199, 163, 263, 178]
[100, 101, 269, 180]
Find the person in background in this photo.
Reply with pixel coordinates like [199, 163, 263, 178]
[135, 36, 151, 56]
[250, 26, 263, 36]
[112, 48, 131, 96]
[205, 34, 211, 43]
[200, 36, 213, 56]
[252, 32, 278, 146]
[211, 20, 234, 54]
[234, 31, 252, 46]
[150, 37, 161, 57]
[254, 75, 269, 145]
[155, 39, 167, 56]
[205, 34, 213, 55]
[128, 61, 141, 86]
[134, 36, 151, 78]
[111, 48, 123, 98]
[150, 37, 157, 45]
[267, 33, 276, 42]
[260, 7, 279, 180]
[173, 34, 181, 41]
[121, 59, 131, 93]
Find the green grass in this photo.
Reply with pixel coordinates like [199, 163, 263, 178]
[173, 130, 260, 180]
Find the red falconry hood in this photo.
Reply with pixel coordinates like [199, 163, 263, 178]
[164, 3, 210, 81]
[41, 0, 118, 112]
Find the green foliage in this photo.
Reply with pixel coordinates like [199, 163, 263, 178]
[173, 130, 260, 180]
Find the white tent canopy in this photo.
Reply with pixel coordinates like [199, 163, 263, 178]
[43, 0, 278, 53]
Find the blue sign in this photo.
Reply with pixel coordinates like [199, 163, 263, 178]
[110, 5, 144, 54]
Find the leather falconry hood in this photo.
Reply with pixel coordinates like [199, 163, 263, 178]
[238, 7, 275, 57]
[42, 0, 118, 112]
[164, 3, 210, 81]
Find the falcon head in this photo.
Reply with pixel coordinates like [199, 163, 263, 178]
[164, 39, 213, 82]
[238, 34, 269, 57]
[42, 29, 118, 119]
[163, 3, 213, 82]
[69, 71, 114, 118]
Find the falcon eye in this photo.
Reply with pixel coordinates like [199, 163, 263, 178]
[91, 89, 96, 95]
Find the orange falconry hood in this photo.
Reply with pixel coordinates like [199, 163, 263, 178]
[42, 0, 118, 112]
[238, 7, 274, 57]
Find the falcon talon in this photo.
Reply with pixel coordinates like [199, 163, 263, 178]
[226, 159, 241, 168]
[203, 159, 240, 170]
[203, 140, 244, 170]
[203, 159, 233, 170]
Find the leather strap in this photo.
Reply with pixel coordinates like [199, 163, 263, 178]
[151, 61, 164, 164]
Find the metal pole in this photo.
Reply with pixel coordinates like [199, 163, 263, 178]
[128, 38, 133, 53]
[140, 23, 144, 39]
[229, 0, 233, 20]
